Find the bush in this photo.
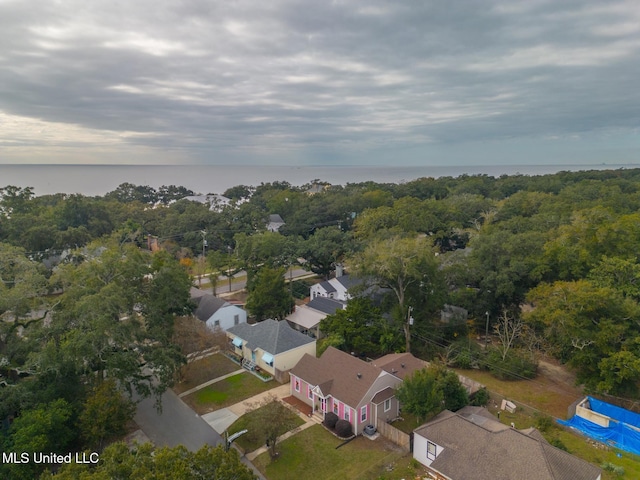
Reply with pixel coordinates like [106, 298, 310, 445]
[471, 387, 490, 406]
[323, 412, 339, 429]
[486, 349, 537, 380]
[534, 414, 554, 433]
[550, 438, 569, 452]
[335, 419, 353, 438]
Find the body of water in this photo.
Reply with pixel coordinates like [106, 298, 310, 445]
[0, 164, 637, 196]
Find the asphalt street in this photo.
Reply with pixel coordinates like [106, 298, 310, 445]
[135, 388, 223, 451]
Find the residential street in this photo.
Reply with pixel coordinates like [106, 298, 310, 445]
[135, 388, 223, 451]
[197, 268, 314, 294]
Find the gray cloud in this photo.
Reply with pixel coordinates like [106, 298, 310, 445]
[0, 0, 639, 165]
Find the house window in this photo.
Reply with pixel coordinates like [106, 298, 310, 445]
[214, 320, 220, 328]
[360, 405, 367, 422]
[333, 400, 339, 415]
[427, 441, 437, 460]
[294, 378, 300, 392]
[384, 398, 391, 412]
[307, 385, 313, 400]
[234, 314, 239, 325]
[344, 408, 350, 422]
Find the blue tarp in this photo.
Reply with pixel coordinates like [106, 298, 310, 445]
[558, 396, 640, 456]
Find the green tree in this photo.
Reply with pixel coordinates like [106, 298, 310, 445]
[396, 367, 443, 423]
[1, 399, 75, 480]
[300, 227, 352, 279]
[79, 378, 136, 450]
[319, 298, 401, 357]
[396, 365, 468, 423]
[40, 442, 256, 480]
[244, 395, 299, 459]
[352, 235, 444, 352]
[245, 267, 294, 321]
[524, 280, 640, 393]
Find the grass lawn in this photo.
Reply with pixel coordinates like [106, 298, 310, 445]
[453, 365, 581, 419]
[183, 372, 275, 414]
[173, 353, 240, 394]
[388, 411, 423, 435]
[227, 404, 304, 453]
[454, 363, 640, 479]
[253, 424, 406, 480]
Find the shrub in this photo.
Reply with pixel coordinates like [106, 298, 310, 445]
[534, 414, 554, 433]
[323, 412, 339, 429]
[550, 438, 568, 452]
[486, 349, 537, 380]
[335, 419, 353, 438]
[471, 387, 490, 406]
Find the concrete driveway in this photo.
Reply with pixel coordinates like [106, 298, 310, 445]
[202, 408, 239, 434]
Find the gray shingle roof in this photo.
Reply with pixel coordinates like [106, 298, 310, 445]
[317, 280, 336, 293]
[414, 409, 601, 480]
[227, 319, 314, 355]
[334, 274, 360, 290]
[307, 297, 344, 314]
[192, 294, 229, 322]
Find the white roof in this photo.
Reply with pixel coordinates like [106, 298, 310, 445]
[286, 305, 326, 329]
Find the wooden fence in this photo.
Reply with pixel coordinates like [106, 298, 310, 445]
[376, 419, 411, 452]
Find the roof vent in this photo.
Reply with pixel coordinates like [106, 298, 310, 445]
[401, 363, 405, 368]
[391, 369, 397, 374]
[357, 373, 362, 379]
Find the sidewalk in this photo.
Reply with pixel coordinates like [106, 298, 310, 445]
[178, 368, 245, 398]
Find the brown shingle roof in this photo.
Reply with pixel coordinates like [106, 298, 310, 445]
[371, 352, 427, 380]
[290, 347, 383, 408]
[414, 409, 601, 480]
[371, 386, 395, 404]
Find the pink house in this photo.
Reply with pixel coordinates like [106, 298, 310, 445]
[290, 347, 426, 435]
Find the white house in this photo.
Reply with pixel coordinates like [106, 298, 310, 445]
[182, 194, 231, 212]
[191, 288, 246, 331]
[266, 214, 286, 232]
[310, 273, 361, 301]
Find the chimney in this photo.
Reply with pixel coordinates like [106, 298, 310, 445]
[336, 263, 344, 278]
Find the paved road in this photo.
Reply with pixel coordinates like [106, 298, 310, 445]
[199, 268, 314, 294]
[135, 388, 223, 451]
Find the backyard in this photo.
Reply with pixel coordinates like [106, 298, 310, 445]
[252, 424, 409, 480]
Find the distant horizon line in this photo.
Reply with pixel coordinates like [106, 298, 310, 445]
[2, 162, 639, 168]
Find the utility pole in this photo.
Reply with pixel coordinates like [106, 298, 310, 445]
[199, 230, 207, 288]
[485, 311, 490, 349]
[404, 306, 414, 353]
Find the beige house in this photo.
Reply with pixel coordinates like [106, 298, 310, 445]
[227, 319, 316, 381]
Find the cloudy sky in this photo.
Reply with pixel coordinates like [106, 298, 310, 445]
[1, 0, 639, 166]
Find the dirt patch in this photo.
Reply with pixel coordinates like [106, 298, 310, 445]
[455, 355, 584, 419]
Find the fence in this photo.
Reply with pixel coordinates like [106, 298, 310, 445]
[376, 418, 411, 452]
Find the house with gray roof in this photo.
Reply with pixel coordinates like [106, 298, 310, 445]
[413, 406, 601, 480]
[227, 319, 316, 381]
[191, 288, 246, 331]
[285, 296, 345, 338]
[266, 214, 286, 232]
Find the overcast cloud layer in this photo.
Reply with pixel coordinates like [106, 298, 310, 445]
[1, 0, 639, 166]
